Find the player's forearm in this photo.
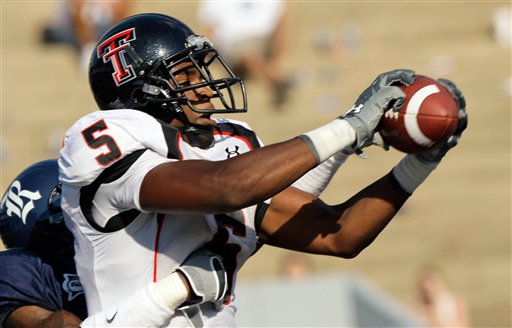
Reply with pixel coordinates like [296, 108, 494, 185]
[141, 138, 318, 214]
[141, 117, 359, 214]
[4, 307, 81, 328]
[215, 138, 319, 209]
[81, 282, 176, 327]
[41, 311, 82, 328]
[82, 251, 225, 327]
[331, 172, 410, 258]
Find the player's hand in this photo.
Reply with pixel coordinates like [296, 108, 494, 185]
[176, 248, 227, 309]
[352, 69, 415, 110]
[341, 69, 414, 155]
[438, 78, 466, 111]
[415, 79, 468, 163]
[342, 85, 405, 155]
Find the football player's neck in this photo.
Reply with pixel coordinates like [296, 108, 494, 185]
[169, 118, 185, 127]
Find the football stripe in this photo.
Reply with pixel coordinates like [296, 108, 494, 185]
[404, 84, 440, 146]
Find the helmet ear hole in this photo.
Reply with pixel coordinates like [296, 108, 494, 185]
[132, 88, 146, 104]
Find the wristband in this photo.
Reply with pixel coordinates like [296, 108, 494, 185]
[80, 283, 174, 327]
[292, 152, 348, 196]
[392, 154, 439, 194]
[152, 271, 189, 310]
[299, 119, 356, 163]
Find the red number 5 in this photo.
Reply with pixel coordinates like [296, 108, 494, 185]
[81, 119, 122, 166]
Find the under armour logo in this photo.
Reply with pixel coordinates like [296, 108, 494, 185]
[225, 146, 240, 158]
[345, 104, 363, 116]
[1, 181, 41, 224]
[97, 28, 137, 86]
[62, 273, 84, 301]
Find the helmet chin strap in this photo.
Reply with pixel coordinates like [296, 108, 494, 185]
[169, 102, 215, 150]
[169, 101, 189, 124]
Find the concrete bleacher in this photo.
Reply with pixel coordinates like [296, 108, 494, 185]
[235, 272, 426, 327]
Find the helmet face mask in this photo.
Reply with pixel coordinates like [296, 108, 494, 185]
[89, 14, 247, 122]
[167, 41, 247, 115]
[47, 183, 64, 224]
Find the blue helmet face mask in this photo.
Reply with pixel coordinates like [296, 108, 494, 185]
[0, 159, 74, 257]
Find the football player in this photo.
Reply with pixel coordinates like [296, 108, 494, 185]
[0, 159, 85, 327]
[59, 13, 467, 327]
[0, 159, 229, 327]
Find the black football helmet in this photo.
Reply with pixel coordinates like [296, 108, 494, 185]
[0, 159, 74, 256]
[89, 13, 247, 123]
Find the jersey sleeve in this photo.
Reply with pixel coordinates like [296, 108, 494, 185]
[0, 250, 63, 319]
[59, 109, 180, 187]
[93, 149, 173, 219]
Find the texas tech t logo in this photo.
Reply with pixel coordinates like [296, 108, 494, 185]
[97, 28, 137, 86]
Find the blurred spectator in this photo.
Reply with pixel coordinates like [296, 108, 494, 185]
[278, 252, 315, 281]
[314, 21, 361, 57]
[492, 6, 511, 48]
[40, 1, 132, 74]
[414, 264, 471, 327]
[197, 1, 293, 109]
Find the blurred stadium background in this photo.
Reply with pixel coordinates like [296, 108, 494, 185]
[1, 1, 510, 327]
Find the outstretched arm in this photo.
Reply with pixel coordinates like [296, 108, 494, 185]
[260, 78, 467, 258]
[140, 70, 413, 215]
[141, 138, 318, 214]
[259, 171, 409, 258]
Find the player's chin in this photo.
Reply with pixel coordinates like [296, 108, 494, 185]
[188, 103, 217, 126]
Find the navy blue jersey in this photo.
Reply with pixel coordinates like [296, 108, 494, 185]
[0, 249, 87, 324]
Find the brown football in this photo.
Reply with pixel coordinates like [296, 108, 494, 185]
[378, 75, 459, 154]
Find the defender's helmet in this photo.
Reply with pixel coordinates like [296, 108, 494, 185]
[89, 13, 247, 122]
[0, 159, 73, 256]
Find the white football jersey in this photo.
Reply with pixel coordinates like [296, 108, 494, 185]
[59, 109, 267, 327]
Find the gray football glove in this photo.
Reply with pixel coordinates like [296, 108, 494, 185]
[342, 69, 415, 155]
[352, 69, 415, 107]
[175, 248, 227, 309]
[342, 87, 405, 153]
[415, 78, 468, 164]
